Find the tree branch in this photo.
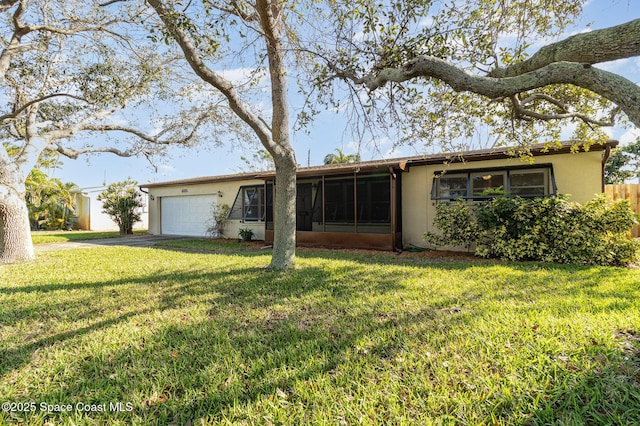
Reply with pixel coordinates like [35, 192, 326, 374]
[0, 93, 91, 122]
[146, 0, 275, 151]
[359, 57, 640, 128]
[49, 144, 138, 159]
[510, 93, 616, 126]
[0, 0, 18, 13]
[82, 110, 213, 146]
[490, 18, 640, 78]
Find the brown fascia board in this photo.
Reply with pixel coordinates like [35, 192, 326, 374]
[140, 140, 618, 188]
[139, 171, 267, 189]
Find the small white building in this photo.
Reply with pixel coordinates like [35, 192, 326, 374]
[73, 188, 148, 231]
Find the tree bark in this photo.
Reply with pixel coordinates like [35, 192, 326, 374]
[361, 58, 640, 128]
[489, 19, 640, 78]
[257, 0, 296, 270]
[0, 183, 34, 263]
[271, 154, 297, 269]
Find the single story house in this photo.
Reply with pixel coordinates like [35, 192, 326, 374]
[140, 141, 616, 251]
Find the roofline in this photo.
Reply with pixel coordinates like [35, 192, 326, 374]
[140, 140, 618, 188]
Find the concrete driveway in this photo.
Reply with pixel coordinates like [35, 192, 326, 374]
[34, 234, 194, 252]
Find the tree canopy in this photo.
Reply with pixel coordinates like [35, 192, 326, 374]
[308, 0, 639, 152]
[324, 148, 361, 165]
[0, 0, 233, 262]
[3, 0, 640, 266]
[605, 138, 640, 184]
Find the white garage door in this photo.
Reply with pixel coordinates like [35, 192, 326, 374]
[161, 195, 216, 236]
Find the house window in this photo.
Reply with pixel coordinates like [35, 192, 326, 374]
[435, 174, 468, 200]
[228, 185, 265, 221]
[432, 166, 555, 200]
[509, 169, 548, 196]
[324, 178, 355, 223]
[357, 174, 391, 224]
[471, 172, 506, 196]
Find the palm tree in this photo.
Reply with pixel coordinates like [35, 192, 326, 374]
[57, 182, 79, 229]
[323, 148, 361, 165]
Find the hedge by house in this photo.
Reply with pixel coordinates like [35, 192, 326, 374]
[424, 195, 640, 266]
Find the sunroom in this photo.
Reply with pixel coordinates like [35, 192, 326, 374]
[260, 166, 403, 251]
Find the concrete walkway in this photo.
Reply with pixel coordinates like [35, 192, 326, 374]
[34, 234, 194, 252]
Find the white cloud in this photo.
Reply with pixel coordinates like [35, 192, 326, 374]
[217, 67, 265, 87]
[157, 164, 176, 177]
[601, 126, 614, 138]
[619, 128, 640, 145]
[418, 16, 434, 28]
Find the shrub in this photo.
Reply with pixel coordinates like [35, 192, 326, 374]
[97, 178, 143, 235]
[206, 203, 231, 238]
[424, 195, 639, 266]
[423, 200, 480, 250]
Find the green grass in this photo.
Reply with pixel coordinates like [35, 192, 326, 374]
[1, 246, 639, 425]
[153, 238, 258, 253]
[31, 230, 147, 244]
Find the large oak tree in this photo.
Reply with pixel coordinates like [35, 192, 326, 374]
[0, 0, 220, 263]
[310, 0, 639, 151]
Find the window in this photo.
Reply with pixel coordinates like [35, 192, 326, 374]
[509, 169, 548, 196]
[323, 178, 355, 222]
[228, 185, 265, 221]
[432, 166, 555, 200]
[435, 174, 468, 199]
[471, 172, 506, 196]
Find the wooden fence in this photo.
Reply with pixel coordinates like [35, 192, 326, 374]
[605, 184, 640, 238]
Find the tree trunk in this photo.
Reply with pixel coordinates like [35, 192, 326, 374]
[270, 154, 297, 270]
[257, 0, 296, 270]
[0, 187, 34, 263]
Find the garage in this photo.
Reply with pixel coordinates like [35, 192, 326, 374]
[160, 195, 216, 236]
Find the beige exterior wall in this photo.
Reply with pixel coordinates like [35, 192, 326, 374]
[401, 150, 605, 249]
[146, 178, 266, 240]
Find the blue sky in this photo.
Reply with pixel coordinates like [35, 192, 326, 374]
[53, 0, 640, 191]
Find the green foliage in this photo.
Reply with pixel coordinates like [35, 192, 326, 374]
[424, 200, 480, 249]
[306, 0, 606, 149]
[97, 178, 143, 235]
[605, 149, 634, 184]
[31, 230, 145, 244]
[425, 195, 639, 266]
[238, 149, 275, 172]
[323, 148, 361, 165]
[238, 228, 255, 241]
[605, 138, 640, 184]
[206, 203, 231, 238]
[25, 169, 78, 230]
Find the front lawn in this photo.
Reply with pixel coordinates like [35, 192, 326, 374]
[1, 246, 639, 425]
[31, 230, 147, 244]
[153, 238, 261, 253]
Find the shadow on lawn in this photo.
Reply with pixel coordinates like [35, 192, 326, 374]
[2, 250, 639, 424]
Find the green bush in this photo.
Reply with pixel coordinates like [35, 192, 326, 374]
[423, 200, 480, 249]
[97, 178, 143, 235]
[424, 195, 639, 266]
